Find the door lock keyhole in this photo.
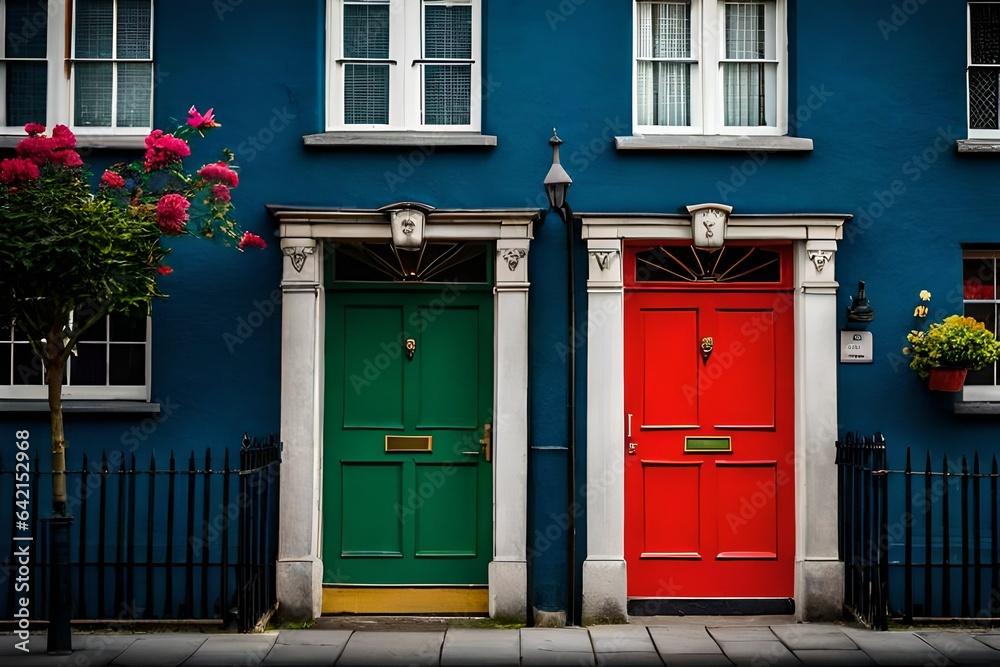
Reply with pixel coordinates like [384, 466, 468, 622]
[405, 338, 416, 361]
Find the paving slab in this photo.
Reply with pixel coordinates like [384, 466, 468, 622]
[713, 639, 799, 666]
[659, 653, 734, 666]
[589, 626, 662, 665]
[181, 633, 277, 666]
[275, 630, 353, 647]
[973, 634, 1000, 650]
[792, 649, 875, 665]
[260, 643, 342, 666]
[770, 624, 858, 650]
[109, 634, 207, 665]
[840, 628, 954, 666]
[520, 627, 596, 666]
[915, 631, 1000, 665]
[706, 627, 779, 643]
[647, 626, 726, 655]
[336, 631, 444, 666]
[0, 634, 135, 666]
[440, 628, 520, 666]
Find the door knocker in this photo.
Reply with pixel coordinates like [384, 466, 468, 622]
[405, 338, 416, 361]
[700, 337, 713, 362]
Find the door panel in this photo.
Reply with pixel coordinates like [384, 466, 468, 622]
[625, 288, 794, 599]
[324, 289, 493, 585]
[641, 309, 699, 427]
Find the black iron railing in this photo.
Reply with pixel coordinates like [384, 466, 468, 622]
[0, 434, 280, 632]
[837, 432, 1000, 628]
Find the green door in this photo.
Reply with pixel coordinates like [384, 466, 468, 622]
[323, 287, 493, 585]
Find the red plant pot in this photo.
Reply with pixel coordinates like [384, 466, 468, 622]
[927, 367, 968, 392]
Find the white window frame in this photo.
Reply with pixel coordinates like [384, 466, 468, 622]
[0, 314, 152, 401]
[326, 0, 482, 132]
[0, 0, 153, 138]
[632, 0, 787, 137]
[962, 250, 1000, 401]
[968, 1, 1000, 140]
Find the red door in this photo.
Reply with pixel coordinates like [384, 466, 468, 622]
[624, 285, 794, 598]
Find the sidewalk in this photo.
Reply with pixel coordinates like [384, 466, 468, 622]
[2, 617, 1000, 666]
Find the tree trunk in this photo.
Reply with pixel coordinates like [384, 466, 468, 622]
[46, 320, 67, 517]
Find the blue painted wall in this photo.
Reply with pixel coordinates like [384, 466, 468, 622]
[4, 0, 998, 619]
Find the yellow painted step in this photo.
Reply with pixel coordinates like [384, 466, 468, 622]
[322, 586, 488, 615]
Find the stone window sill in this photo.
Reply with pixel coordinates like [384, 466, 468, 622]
[953, 401, 1000, 415]
[0, 400, 161, 414]
[957, 139, 1000, 153]
[615, 134, 813, 152]
[0, 134, 147, 150]
[303, 131, 497, 148]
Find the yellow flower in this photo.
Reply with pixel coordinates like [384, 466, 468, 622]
[919, 290, 931, 301]
[914, 305, 929, 317]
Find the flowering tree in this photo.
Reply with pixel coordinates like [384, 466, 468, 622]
[0, 108, 264, 649]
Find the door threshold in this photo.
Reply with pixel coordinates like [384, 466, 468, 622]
[628, 597, 794, 616]
[322, 586, 488, 615]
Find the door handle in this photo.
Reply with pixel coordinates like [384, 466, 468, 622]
[700, 336, 713, 362]
[628, 442, 638, 455]
[405, 338, 416, 361]
[480, 423, 492, 462]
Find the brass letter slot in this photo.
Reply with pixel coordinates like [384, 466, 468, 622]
[684, 436, 732, 453]
[385, 436, 432, 453]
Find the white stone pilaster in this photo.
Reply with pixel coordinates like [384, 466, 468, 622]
[276, 237, 324, 621]
[490, 240, 530, 622]
[581, 240, 628, 624]
[794, 239, 843, 620]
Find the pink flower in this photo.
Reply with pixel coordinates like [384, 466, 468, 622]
[210, 183, 231, 203]
[23, 123, 45, 136]
[156, 194, 191, 235]
[101, 170, 126, 189]
[0, 157, 40, 184]
[198, 161, 239, 188]
[144, 129, 191, 171]
[15, 125, 80, 167]
[187, 106, 220, 131]
[157, 266, 174, 276]
[237, 231, 267, 250]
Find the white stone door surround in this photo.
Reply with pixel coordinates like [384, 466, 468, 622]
[269, 204, 540, 621]
[579, 208, 850, 623]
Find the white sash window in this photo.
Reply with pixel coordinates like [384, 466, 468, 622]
[634, 0, 786, 136]
[329, 0, 481, 132]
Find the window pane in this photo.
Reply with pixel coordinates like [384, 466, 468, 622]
[344, 63, 388, 124]
[74, 62, 113, 126]
[724, 62, 776, 126]
[636, 2, 691, 127]
[3, 62, 47, 127]
[638, 62, 690, 126]
[71, 343, 108, 385]
[116, 0, 151, 59]
[0, 343, 9, 384]
[971, 3, 1000, 65]
[12, 343, 42, 385]
[424, 64, 470, 125]
[969, 67, 1000, 130]
[5, 0, 48, 58]
[110, 314, 147, 342]
[109, 344, 145, 385]
[77, 314, 108, 342]
[964, 257, 996, 300]
[424, 3, 471, 60]
[725, 2, 765, 60]
[117, 62, 152, 127]
[75, 0, 114, 59]
[343, 2, 390, 59]
[965, 303, 997, 386]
